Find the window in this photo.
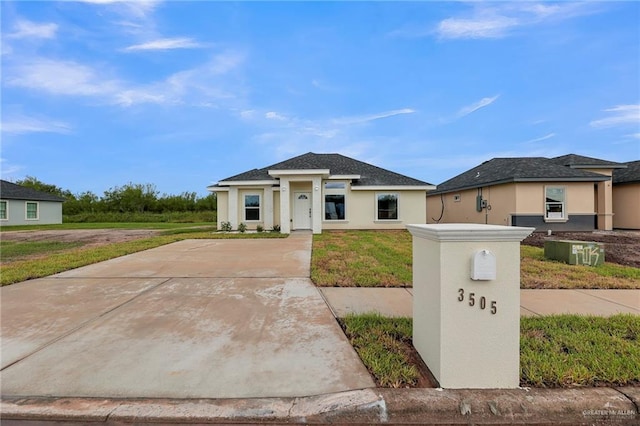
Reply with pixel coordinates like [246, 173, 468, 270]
[324, 182, 346, 220]
[0, 201, 7, 220]
[377, 193, 399, 220]
[26, 201, 38, 220]
[244, 194, 260, 221]
[545, 187, 565, 220]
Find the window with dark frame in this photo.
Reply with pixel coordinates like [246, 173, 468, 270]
[244, 194, 260, 221]
[377, 193, 398, 220]
[324, 182, 346, 220]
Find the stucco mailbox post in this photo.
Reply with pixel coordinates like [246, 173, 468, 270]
[406, 224, 534, 389]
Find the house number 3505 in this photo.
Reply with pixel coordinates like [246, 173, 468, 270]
[457, 289, 497, 314]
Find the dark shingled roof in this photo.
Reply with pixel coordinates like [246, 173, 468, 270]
[549, 154, 627, 169]
[0, 180, 66, 202]
[613, 160, 640, 184]
[219, 152, 432, 186]
[430, 157, 610, 194]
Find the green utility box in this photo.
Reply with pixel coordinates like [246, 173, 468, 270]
[544, 240, 605, 267]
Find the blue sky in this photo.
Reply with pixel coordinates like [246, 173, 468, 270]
[2, 1, 639, 196]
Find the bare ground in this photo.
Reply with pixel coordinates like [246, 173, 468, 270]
[0, 229, 161, 248]
[523, 230, 640, 268]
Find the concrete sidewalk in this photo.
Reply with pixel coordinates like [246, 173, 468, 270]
[319, 287, 640, 318]
[1, 234, 374, 399]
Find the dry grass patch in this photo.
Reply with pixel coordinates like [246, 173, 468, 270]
[312, 230, 412, 287]
[521, 246, 640, 289]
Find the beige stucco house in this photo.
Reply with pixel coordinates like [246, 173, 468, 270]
[208, 152, 434, 234]
[426, 154, 628, 232]
[612, 160, 640, 230]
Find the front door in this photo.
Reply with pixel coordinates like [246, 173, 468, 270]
[293, 192, 311, 229]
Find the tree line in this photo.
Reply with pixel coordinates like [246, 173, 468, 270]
[15, 176, 216, 215]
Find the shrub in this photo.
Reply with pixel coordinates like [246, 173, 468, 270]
[271, 224, 281, 233]
[256, 224, 264, 233]
[220, 221, 232, 232]
[238, 223, 247, 233]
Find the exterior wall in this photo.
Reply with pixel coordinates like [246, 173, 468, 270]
[427, 181, 598, 231]
[1, 200, 62, 226]
[613, 183, 640, 229]
[427, 185, 516, 226]
[215, 192, 229, 229]
[323, 189, 426, 230]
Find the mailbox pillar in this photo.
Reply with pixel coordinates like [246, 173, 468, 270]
[407, 224, 533, 389]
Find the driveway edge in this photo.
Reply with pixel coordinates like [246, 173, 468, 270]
[2, 387, 638, 425]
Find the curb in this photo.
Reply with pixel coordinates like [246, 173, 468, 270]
[2, 387, 638, 425]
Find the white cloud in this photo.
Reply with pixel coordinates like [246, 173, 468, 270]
[590, 105, 640, 128]
[9, 19, 58, 39]
[522, 132, 556, 144]
[5, 52, 245, 107]
[0, 158, 24, 179]
[435, 2, 597, 40]
[6, 58, 121, 97]
[437, 16, 518, 39]
[457, 95, 499, 118]
[1, 115, 72, 134]
[265, 111, 288, 121]
[124, 37, 203, 51]
[78, 0, 160, 19]
[332, 108, 415, 125]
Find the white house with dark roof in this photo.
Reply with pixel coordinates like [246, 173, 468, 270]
[208, 152, 435, 234]
[426, 154, 628, 232]
[612, 160, 640, 230]
[0, 180, 66, 226]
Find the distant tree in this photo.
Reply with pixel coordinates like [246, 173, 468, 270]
[15, 176, 73, 199]
[102, 183, 159, 213]
[195, 193, 217, 211]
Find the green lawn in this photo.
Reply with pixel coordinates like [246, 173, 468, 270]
[343, 313, 640, 388]
[1, 240, 84, 261]
[0, 222, 214, 231]
[312, 230, 640, 289]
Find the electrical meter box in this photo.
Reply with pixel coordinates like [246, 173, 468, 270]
[544, 240, 604, 267]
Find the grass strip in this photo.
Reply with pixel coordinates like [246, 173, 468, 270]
[312, 231, 639, 289]
[341, 313, 640, 388]
[312, 230, 412, 287]
[1, 241, 84, 260]
[0, 231, 286, 286]
[521, 246, 640, 289]
[521, 314, 640, 387]
[1, 222, 215, 231]
[340, 313, 419, 387]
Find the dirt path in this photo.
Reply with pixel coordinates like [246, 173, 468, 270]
[1, 229, 161, 248]
[523, 230, 640, 268]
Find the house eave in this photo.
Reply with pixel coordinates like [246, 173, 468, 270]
[268, 169, 330, 178]
[352, 185, 436, 191]
[216, 180, 280, 186]
[569, 165, 628, 170]
[428, 176, 610, 195]
[328, 174, 361, 180]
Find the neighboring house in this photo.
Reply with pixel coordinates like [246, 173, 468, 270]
[208, 152, 434, 234]
[0, 180, 66, 226]
[612, 160, 640, 230]
[426, 154, 627, 232]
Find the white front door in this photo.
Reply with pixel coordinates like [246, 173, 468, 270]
[293, 192, 311, 229]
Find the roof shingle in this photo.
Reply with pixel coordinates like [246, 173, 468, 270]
[0, 180, 66, 202]
[218, 152, 432, 186]
[613, 160, 640, 184]
[430, 157, 610, 194]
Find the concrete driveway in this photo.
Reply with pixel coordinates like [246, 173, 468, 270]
[0, 234, 374, 399]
